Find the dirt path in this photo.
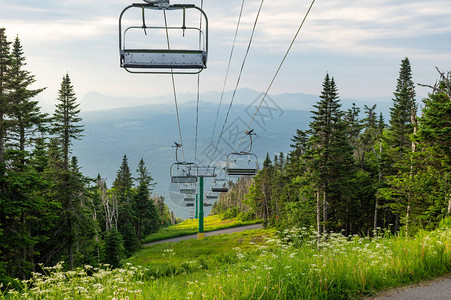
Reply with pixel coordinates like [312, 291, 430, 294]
[370, 274, 451, 300]
[142, 223, 264, 247]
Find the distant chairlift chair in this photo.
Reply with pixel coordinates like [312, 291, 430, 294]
[170, 142, 198, 183]
[226, 130, 259, 176]
[211, 178, 228, 193]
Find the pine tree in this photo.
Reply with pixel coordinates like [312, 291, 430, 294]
[308, 74, 356, 234]
[112, 154, 133, 203]
[412, 73, 451, 227]
[133, 158, 158, 243]
[388, 58, 416, 160]
[382, 58, 417, 233]
[50, 73, 84, 269]
[52, 73, 83, 171]
[112, 155, 137, 255]
[8, 36, 47, 154]
[0, 28, 12, 175]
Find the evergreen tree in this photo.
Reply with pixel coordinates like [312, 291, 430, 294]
[0, 28, 12, 175]
[307, 74, 356, 234]
[50, 74, 84, 270]
[112, 154, 133, 203]
[387, 58, 416, 160]
[133, 158, 158, 242]
[103, 229, 124, 268]
[8, 36, 47, 154]
[52, 73, 83, 171]
[411, 72, 451, 227]
[382, 58, 417, 232]
[112, 155, 137, 255]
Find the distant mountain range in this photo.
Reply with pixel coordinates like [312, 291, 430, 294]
[63, 88, 391, 219]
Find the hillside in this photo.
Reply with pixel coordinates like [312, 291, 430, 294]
[70, 88, 391, 219]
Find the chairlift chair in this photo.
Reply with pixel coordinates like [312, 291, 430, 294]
[186, 203, 194, 207]
[211, 178, 228, 193]
[170, 162, 198, 183]
[225, 129, 259, 176]
[226, 152, 259, 176]
[119, 0, 208, 74]
[197, 166, 216, 178]
[206, 194, 217, 200]
[184, 196, 195, 201]
[203, 202, 212, 207]
[170, 142, 198, 183]
[179, 183, 196, 194]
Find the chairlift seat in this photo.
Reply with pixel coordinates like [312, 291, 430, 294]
[180, 188, 196, 194]
[227, 168, 257, 176]
[203, 203, 212, 207]
[121, 49, 207, 69]
[184, 197, 195, 202]
[206, 195, 217, 200]
[211, 187, 228, 193]
[171, 176, 197, 183]
[186, 203, 194, 207]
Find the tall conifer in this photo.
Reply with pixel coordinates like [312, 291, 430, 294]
[50, 73, 84, 269]
[8, 36, 47, 153]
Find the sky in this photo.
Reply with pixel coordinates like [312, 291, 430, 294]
[1, 0, 451, 109]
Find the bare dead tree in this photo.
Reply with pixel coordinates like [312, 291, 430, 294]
[98, 178, 119, 231]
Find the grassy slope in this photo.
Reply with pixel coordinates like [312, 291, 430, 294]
[142, 215, 262, 243]
[3, 219, 450, 299]
[130, 228, 275, 267]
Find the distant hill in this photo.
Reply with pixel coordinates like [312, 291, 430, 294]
[69, 88, 391, 219]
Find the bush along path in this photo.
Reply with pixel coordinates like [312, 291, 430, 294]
[1, 218, 450, 299]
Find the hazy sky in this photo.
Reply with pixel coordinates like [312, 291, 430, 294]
[1, 0, 451, 107]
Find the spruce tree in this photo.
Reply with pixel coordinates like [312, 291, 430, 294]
[112, 155, 137, 254]
[8, 36, 47, 154]
[382, 58, 417, 232]
[308, 73, 356, 234]
[133, 158, 158, 242]
[388, 58, 416, 159]
[50, 73, 84, 270]
[0, 28, 11, 175]
[52, 73, 83, 171]
[112, 154, 133, 203]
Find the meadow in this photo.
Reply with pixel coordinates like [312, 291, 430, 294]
[2, 217, 450, 299]
[142, 215, 262, 243]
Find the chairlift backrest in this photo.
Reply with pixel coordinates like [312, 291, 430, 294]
[226, 152, 259, 176]
[211, 178, 228, 193]
[119, 1, 208, 74]
[170, 162, 198, 183]
[179, 183, 196, 194]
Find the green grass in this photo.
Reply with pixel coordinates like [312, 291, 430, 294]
[142, 215, 262, 244]
[3, 218, 450, 299]
[129, 229, 275, 270]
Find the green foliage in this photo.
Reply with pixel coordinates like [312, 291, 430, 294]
[103, 229, 125, 268]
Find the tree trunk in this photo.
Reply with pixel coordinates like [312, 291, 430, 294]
[448, 193, 451, 215]
[406, 100, 418, 236]
[322, 189, 327, 233]
[316, 189, 321, 249]
[374, 140, 383, 231]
